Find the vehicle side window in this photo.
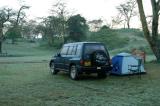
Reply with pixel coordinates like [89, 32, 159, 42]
[76, 45, 82, 56]
[71, 45, 77, 55]
[67, 46, 73, 55]
[61, 46, 69, 55]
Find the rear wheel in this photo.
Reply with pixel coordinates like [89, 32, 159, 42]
[50, 62, 58, 75]
[70, 65, 79, 80]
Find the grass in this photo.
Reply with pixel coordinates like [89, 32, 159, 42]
[0, 41, 159, 106]
[0, 62, 160, 106]
[0, 41, 55, 63]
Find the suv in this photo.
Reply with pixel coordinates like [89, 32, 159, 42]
[49, 42, 112, 80]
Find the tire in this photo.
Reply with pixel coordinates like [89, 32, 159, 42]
[92, 50, 108, 66]
[70, 65, 79, 80]
[97, 71, 107, 78]
[50, 62, 58, 75]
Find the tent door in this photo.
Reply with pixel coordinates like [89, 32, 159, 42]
[128, 58, 142, 73]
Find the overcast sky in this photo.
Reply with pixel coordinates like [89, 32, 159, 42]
[0, 0, 151, 28]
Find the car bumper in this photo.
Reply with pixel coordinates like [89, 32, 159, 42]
[77, 65, 112, 73]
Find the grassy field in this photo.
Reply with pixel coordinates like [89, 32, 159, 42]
[0, 41, 160, 106]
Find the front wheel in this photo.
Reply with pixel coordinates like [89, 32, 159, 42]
[70, 65, 79, 80]
[50, 62, 58, 75]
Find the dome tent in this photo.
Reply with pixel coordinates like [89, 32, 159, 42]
[111, 53, 146, 75]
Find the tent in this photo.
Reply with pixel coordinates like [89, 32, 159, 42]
[111, 53, 146, 75]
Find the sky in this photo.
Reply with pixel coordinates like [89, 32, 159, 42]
[0, 0, 152, 28]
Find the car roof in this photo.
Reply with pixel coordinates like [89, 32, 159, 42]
[63, 42, 103, 46]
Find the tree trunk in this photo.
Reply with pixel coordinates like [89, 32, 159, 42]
[127, 20, 130, 29]
[136, 0, 151, 42]
[150, 0, 160, 61]
[151, 43, 160, 61]
[137, 0, 160, 61]
[48, 36, 54, 46]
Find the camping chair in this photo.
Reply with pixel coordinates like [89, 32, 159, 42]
[128, 58, 142, 78]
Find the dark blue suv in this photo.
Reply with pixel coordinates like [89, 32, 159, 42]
[49, 42, 112, 80]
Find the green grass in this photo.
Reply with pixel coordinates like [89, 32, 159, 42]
[0, 39, 159, 106]
[0, 41, 56, 63]
[0, 62, 160, 106]
[2, 41, 54, 56]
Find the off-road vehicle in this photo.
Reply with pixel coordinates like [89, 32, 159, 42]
[49, 42, 112, 80]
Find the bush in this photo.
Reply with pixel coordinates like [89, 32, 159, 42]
[52, 39, 63, 49]
[115, 28, 144, 38]
[88, 28, 129, 50]
[138, 46, 153, 55]
[38, 37, 63, 50]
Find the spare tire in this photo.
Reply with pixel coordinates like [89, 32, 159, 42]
[91, 50, 108, 66]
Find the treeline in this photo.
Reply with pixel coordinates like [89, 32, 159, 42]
[1, 0, 160, 62]
[0, 0, 131, 52]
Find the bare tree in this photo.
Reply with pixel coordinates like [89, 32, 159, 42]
[8, 5, 29, 44]
[0, 8, 12, 53]
[16, 6, 29, 25]
[51, 0, 69, 43]
[42, 16, 65, 46]
[137, 0, 160, 61]
[21, 20, 38, 40]
[88, 19, 103, 31]
[111, 15, 124, 28]
[117, 0, 137, 28]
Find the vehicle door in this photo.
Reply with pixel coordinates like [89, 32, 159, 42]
[63, 46, 75, 71]
[56, 46, 69, 70]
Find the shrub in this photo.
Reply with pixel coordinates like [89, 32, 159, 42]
[88, 29, 129, 50]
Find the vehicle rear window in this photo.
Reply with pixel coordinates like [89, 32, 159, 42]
[84, 44, 106, 55]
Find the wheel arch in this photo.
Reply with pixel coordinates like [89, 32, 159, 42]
[49, 60, 54, 67]
[69, 63, 76, 69]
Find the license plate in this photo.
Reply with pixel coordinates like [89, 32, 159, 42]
[97, 67, 101, 70]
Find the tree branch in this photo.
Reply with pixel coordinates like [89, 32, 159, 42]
[157, 0, 160, 10]
[137, 0, 152, 42]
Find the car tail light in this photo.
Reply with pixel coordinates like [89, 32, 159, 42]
[80, 60, 84, 65]
[80, 60, 91, 66]
[109, 59, 112, 64]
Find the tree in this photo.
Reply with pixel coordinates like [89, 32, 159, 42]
[0, 8, 12, 53]
[136, 0, 160, 61]
[111, 15, 124, 28]
[38, 16, 65, 46]
[19, 20, 37, 41]
[67, 14, 88, 42]
[15, 6, 29, 26]
[7, 5, 29, 44]
[100, 25, 110, 30]
[88, 19, 103, 31]
[117, 0, 137, 28]
[6, 26, 21, 43]
[51, 0, 69, 43]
